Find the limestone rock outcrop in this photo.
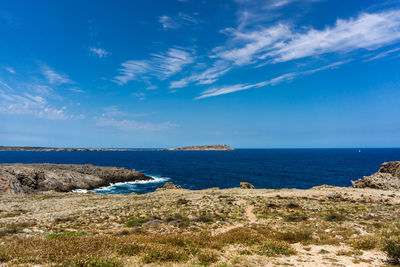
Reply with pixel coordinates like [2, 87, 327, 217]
[352, 161, 400, 190]
[240, 182, 254, 189]
[0, 164, 152, 194]
[158, 182, 182, 190]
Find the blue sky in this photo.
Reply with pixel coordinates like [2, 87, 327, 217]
[1, 0, 400, 148]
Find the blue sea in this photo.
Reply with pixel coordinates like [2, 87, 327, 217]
[1, 149, 399, 194]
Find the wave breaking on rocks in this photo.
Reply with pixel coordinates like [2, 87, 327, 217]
[0, 164, 152, 194]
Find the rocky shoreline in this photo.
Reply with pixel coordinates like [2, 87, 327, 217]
[1, 161, 399, 195]
[1, 162, 400, 266]
[352, 161, 400, 190]
[0, 164, 152, 194]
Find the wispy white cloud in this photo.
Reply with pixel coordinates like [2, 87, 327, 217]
[159, 13, 200, 30]
[114, 47, 195, 85]
[0, 67, 81, 119]
[214, 24, 291, 65]
[5, 67, 15, 74]
[40, 65, 72, 85]
[216, 9, 400, 66]
[364, 47, 400, 61]
[195, 60, 349, 99]
[0, 80, 13, 91]
[132, 92, 146, 100]
[95, 116, 178, 132]
[173, 8, 400, 90]
[68, 87, 85, 93]
[0, 90, 69, 120]
[169, 60, 231, 88]
[159, 16, 180, 29]
[270, 10, 400, 63]
[89, 47, 110, 58]
[263, 0, 323, 10]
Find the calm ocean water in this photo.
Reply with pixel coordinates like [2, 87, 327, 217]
[1, 149, 399, 194]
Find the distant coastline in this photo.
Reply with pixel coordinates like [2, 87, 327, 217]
[0, 144, 234, 152]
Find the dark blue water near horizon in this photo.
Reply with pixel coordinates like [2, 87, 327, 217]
[1, 149, 399, 194]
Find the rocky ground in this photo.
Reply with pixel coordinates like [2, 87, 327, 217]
[1, 161, 399, 266]
[1, 185, 400, 266]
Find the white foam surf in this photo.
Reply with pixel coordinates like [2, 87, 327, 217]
[92, 175, 170, 193]
[72, 189, 89, 194]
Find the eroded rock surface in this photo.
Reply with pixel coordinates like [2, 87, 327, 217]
[240, 182, 255, 189]
[0, 164, 151, 194]
[352, 161, 400, 190]
[157, 182, 182, 190]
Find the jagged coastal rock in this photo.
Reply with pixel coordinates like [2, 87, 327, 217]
[352, 161, 400, 190]
[240, 182, 255, 189]
[0, 164, 152, 194]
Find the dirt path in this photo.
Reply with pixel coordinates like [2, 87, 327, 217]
[213, 202, 257, 236]
[245, 205, 257, 223]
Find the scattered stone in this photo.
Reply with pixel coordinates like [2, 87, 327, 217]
[240, 182, 255, 189]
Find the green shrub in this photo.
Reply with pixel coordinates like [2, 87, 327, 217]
[177, 198, 190, 205]
[197, 249, 220, 265]
[279, 230, 313, 244]
[71, 258, 123, 267]
[384, 238, 400, 264]
[142, 246, 189, 263]
[118, 243, 144, 256]
[46, 232, 85, 239]
[352, 236, 378, 250]
[256, 241, 295, 257]
[125, 218, 150, 227]
[324, 213, 346, 222]
[0, 253, 10, 262]
[286, 203, 300, 209]
[284, 213, 308, 222]
[195, 215, 214, 223]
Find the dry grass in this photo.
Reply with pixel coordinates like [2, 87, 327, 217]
[1, 187, 400, 265]
[0, 226, 297, 265]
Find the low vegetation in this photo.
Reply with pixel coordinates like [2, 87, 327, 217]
[0, 187, 399, 265]
[384, 237, 400, 264]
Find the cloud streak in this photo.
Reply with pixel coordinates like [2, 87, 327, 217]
[159, 13, 200, 30]
[169, 60, 231, 88]
[40, 65, 72, 85]
[89, 47, 110, 58]
[195, 60, 349, 99]
[364, 47, 400, 61]
[173, 9, 400, 90]
[114, 47, 194, 85]
[0, 90, 69, 120]
[217, 9, 400, 65]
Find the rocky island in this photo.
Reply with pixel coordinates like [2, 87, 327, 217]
[0, 162, 400, 266]
[166, 144, 234, 151]
[0, 144, 234, 152]
[0, 164, 152, 194]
